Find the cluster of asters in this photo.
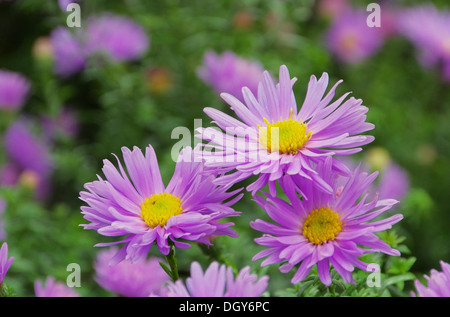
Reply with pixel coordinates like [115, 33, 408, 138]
[79, 64, 405, 294]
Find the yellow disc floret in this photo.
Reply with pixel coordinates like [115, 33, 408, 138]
[259, 109, 311, 155]
[141, 193, 183, 228]
[302, 207, 342, 245]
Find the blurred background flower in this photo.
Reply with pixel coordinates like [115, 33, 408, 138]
[94, 247, 170, 297]
[160, 261, 269, 297]
[34, 276, 80, 297]
[40, 107, 79, 143]
[412, 260, 450, 297]
[396, 5, 450, 82]
[0, 69, 30, 111]
[197, 50, 265, 102]
[1, 119, 52, 200]
[50, 27, 86, 77]
[82, 13, 150, 63]
[325, 7, 385, 64]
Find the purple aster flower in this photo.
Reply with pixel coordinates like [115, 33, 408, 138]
[82, 14, 149, 62]
[2, 120, 52, 200]
[325, 8, 385, 64]
[0, 69, 31, 111]
[0, 199, 6, 240]
[160, 261, 268, 297]
[197, 50, 265, 103]
[196, 65, 374, 196]
[396, 5, 450, 81]
[250, 157, 403, 286]
[94, 247, 170, 297]
[50, 26, 86, 77]
[0, 242, 14, 286]
[412, 261, 450, 297]
[80, 145, 242, 265]
[34, 276, 80, 297]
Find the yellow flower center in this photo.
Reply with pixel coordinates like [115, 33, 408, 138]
[302, 207, 342, 245]
[259, 109, 311, 155]
[141, 193, 183, 228]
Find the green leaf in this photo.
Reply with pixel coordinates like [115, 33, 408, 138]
[382, 273, 416, 288]
[159, 261, 174, 281]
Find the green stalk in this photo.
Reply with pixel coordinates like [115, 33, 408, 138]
[160, 240, 179, 282]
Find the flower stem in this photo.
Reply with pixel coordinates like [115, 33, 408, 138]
[162, 240, 179, 282]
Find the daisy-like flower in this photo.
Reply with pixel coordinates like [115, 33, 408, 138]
[0, 69, 31, 111]
[94, 247, 170, 297]
[50, 27, 86, 77]
[250, 157, 403, 286]
[325, 8, 385, 64]
[196, 65, 374, 195]
[35, 276, 81, 297]
[83, 14, 149, 63]
[0, 242, 14, 286]
[412, 261, 450, 297]
[160, 261, 268, 297]
[80, 145, 242, 264]
[396, 5, 450, 81]
[197, 50, 265, 103]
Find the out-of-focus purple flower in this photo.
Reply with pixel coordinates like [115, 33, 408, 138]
[197, 50, 265, 103]
[4, 120, 51, 176]
[94, 247, 170, 297]
[0, 70, 31, 111]
[35, 276, 80, 297]
[325, 8, 385, 64]
[412, 261, 450, 297]
[41, 107, 79, 143]
[251, 158, 402, 286]
[2, 120, 52, 200]
[80, 145, 242, 264]
[58, 0, 81, 11]
[50, 27, 86, 77]
[82, 14, 149, 62]
[196, 65, 374, 196]
[160, 261, 268, 297]
[378, 162, 410, 201]
[0, 199, 6, 240]
[0, 242, 14, 286]
[396, 5, 450, 81]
